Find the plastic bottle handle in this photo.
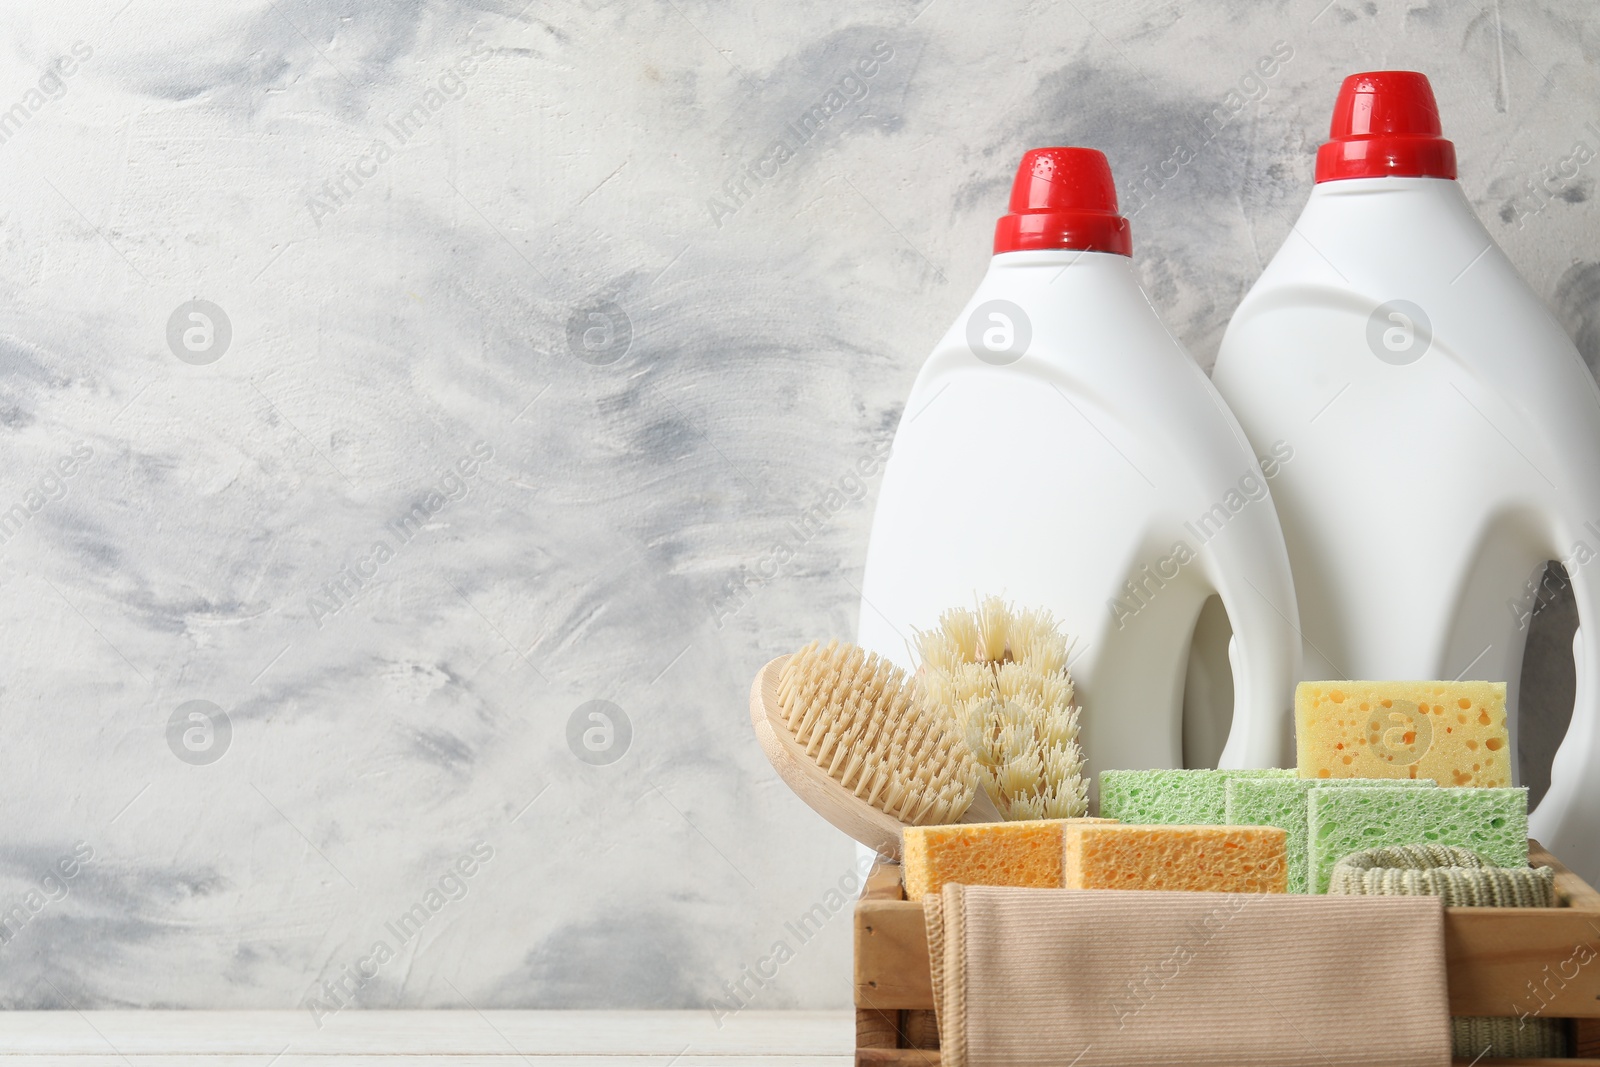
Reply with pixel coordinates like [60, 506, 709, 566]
[1203, 536, 1298, 769]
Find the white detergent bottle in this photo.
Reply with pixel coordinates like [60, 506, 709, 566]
[1212, 71, 1600, 882]
[858, 147, 1302, 784]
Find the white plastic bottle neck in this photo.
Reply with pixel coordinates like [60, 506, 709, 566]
[988, 248, 1135, 271]
[1302, 174, 1478, 224]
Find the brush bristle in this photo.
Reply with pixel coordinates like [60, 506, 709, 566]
[776, 640, 977, 825]
[915, 596, 1089, 820]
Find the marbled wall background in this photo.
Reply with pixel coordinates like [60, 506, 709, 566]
[0, 0, 1594, 1013]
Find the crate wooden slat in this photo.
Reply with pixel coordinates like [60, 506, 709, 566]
[861, 861, 905, 902]
[1581, 1017, 1600, 1058]
[1534, 841, 1600, 910]
[856, 838, 1600, 1065]
[1442, 906, 1600, 1015]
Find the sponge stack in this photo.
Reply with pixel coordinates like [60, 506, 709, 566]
[1226, 777, 1435, 894]
[1098, 768, 1294, 825]
[902, 818, 1113, 899]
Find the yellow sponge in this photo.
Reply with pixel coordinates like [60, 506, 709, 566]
[1296, 681, 1509, 787]
[1062, 823, 1288, 893]
[902, 818, 1114, 899]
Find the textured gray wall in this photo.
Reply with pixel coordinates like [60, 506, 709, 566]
[0, 0, 1595, 1013]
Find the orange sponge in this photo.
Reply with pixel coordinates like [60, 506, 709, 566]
[902, 818, 1114, 900]
[1062, 823, 1288, 893]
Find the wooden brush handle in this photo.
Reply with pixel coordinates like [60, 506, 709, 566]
[749, 655, 998, 860]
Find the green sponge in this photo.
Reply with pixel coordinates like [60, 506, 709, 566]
[1226, 777, 1436, 894]
[1306, 786, 1528, 894]
[1098, 768, 1294, 825]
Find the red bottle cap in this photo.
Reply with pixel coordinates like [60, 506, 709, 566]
[994, 147, 1132, 256]
[1315, 71, 1457, 182]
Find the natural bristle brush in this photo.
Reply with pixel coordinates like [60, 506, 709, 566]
[749, 639, 986, 859]
[915, 596, 1089, 820]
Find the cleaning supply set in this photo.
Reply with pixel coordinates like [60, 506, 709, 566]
[748, 67, 1600, 1065]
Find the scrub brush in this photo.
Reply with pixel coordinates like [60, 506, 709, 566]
[749, 639, 981, 859]
[915, 596, 1089, 820]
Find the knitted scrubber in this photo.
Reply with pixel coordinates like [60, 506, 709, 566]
[1328, 844, 1554, 907]
[1452, 1015, 1567, 1061]
[1328, 844, 1566, 1060]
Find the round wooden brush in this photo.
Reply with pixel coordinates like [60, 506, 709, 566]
[750, 639, 983, 859]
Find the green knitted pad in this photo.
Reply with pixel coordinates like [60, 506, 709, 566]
[1328, 844, 1554, 906]
[1098, 768, 1294, 825]
[1327, 843, 1565, 1059]
[1338, 842, 1490, 869]
[1225, 777, 1436, 894]
[1306, 787, 1528, 894]
[1451, 1015, 1569, 1060]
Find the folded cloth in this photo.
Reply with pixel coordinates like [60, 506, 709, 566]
[925, 883, 1451, 1067]
[1328, 844, 1567, 1060]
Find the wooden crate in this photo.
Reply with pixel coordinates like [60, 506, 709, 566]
[854, 839, 1600, 1067]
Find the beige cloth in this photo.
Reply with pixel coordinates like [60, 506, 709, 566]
[925, 884, 1451, 1067]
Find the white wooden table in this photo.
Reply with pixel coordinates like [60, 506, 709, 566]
[0, 1011, 854, 1064]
